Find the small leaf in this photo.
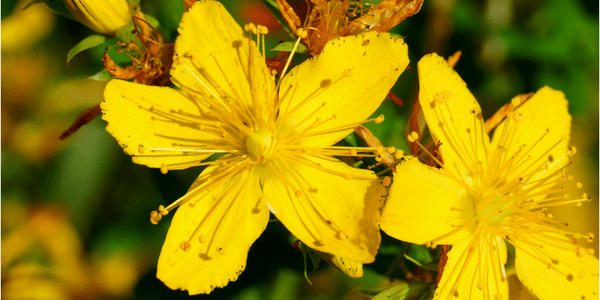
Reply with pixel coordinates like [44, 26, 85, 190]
[66, 35, 108, 65]
[89, 68, 114, 81]
[371, 281, 433, 300]
[271, 41, 309, 55]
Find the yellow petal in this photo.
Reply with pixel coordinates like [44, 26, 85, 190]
[435, 231, 509, 300]
[514, 227, 599, 300]
[259, 156, 385, 263]
[278, 31, 409, 146]
[157, 163, 269, 295]
[417, 53, 490, 185]
[381, 156, 476, 245]
[171, 1, 273, 114]
[101, 80, 219, 169]
[490, 86, 572, 184]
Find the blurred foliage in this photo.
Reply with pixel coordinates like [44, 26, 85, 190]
[1, 0, 598, 299]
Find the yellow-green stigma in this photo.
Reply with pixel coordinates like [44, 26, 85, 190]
[246, 128, 275, 162]
[476, 194, 516, 225]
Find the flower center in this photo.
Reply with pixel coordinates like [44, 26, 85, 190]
[476, 194, 516, 225]
[246, 129, 276, 162]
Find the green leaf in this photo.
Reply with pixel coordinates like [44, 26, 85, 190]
[259, 0, 293, 35]
[89, 68, 114, 81]
[271, 41, 309, 55]
[25, 0, 75, 21]
[371, 281, 434, 300]
[66, 35, 108, 65]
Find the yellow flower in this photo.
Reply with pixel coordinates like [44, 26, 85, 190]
[101, 0, 409, 295]
[381, 53, 599, 300]
[63, 0, 131, 35]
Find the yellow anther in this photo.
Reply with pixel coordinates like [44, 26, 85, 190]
[577, 182, 583, 188]
[476, 281, 484, 290]
[407, 131, 419, 143]
[259, 25, 268, 34]
[569, 146, 577, 155]
[587, 248, 595, 255]
[343, 69, 353, 77]
[160, 164, 168, 174]
[425, 241, 432, 248]
[511, 96, 522, 106]
[386, 146, 396, 154]
[198, 235, 207, 243]
[218, 247, 226, 255]
[138, 144, 145, 153]
[150, 211, 161, 225]
[376, 146, 385, 154]
[547, 214, 553, 219]
[245, 23, 256, 32]
[394, 150, 404, 160]
[382, 176, 392, 187]
[375, 156, 382, 162]
[180, 241, 191, 252]
[374, 114, 385, 124]
[175, 54, 183, 65]
[271, 69, 277, 76]
[495, 294, 503, 300]
[512, 113, 523, 122]
[295, 28, 308, 38]
[337, 232, 348, 240]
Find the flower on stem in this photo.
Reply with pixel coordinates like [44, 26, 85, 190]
[381, 53, 598, 300]
[101, 0, 409, 294]
[63, 0, 131, 35]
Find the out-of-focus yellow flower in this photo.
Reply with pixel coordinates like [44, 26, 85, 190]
[101, 0, 409, 294]
[63, 0, 131, 35]
[381, 53, 599, 300]
[1, 1, 56, 52]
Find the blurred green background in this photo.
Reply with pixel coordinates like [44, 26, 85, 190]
[2, 0, 598, 299]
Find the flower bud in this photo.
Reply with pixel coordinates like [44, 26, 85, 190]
[63, 0, 131, 35]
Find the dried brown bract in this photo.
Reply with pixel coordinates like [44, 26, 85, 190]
[103, 9, 174, 86]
